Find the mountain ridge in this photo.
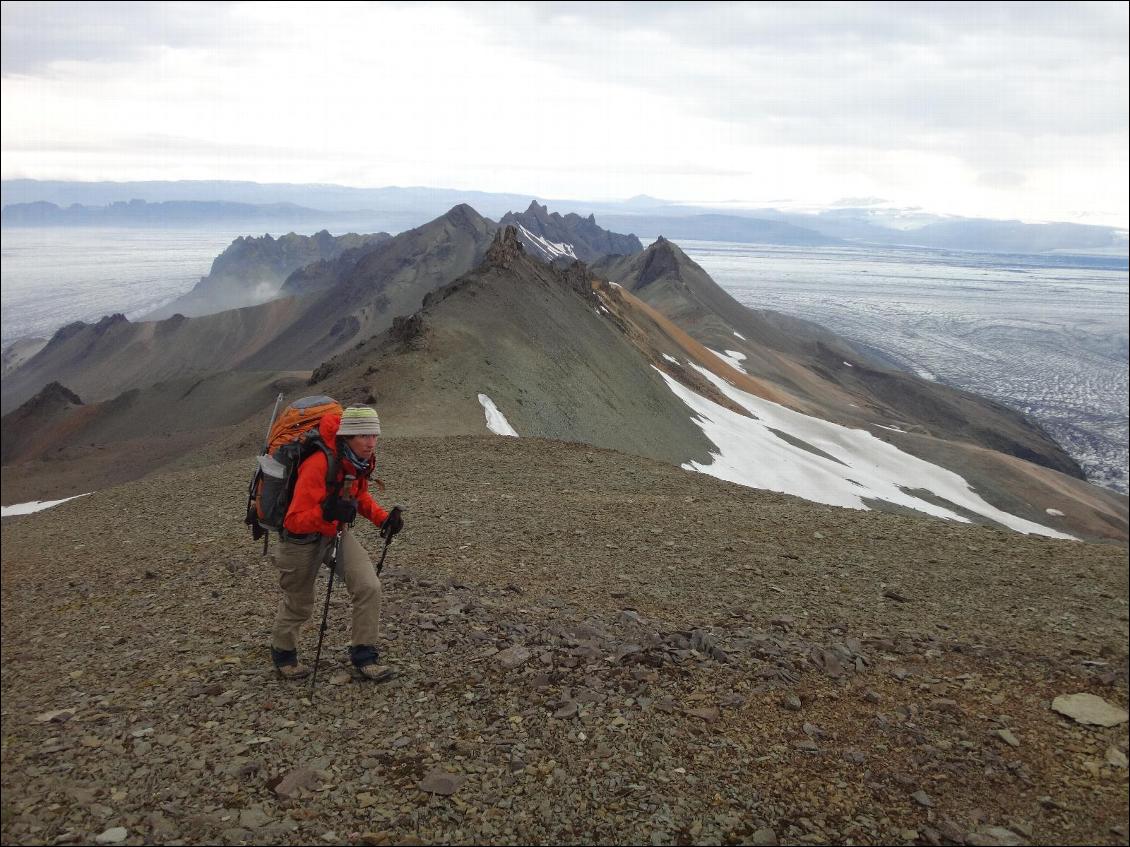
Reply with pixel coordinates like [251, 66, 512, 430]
[2, 210, 1124, 542]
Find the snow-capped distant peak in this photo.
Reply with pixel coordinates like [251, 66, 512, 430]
[515, 224, 578, 263]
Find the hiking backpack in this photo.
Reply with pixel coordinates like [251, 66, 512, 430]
[245, 394, 343, 551]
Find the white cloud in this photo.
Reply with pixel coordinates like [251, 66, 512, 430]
[2, 1, 1126, 226]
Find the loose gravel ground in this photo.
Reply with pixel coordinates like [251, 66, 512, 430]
[2, 436, 1127, 845]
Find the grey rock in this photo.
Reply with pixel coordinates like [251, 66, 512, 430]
[272, 766, 318, 798]
[238, 806, 272, 829]
[966, 827, 1024, 846]
[93, 828, 128, 845]
[553, 701, 579, 719]
[994, 729, 1020, 748]
[1051, 693, 1129, 727]
[419, 768, 468, 796]
[751, 827, 778, 845]
[495, 646, 533, 670]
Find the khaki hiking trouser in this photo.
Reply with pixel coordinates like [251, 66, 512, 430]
[270, 527, 382, 652]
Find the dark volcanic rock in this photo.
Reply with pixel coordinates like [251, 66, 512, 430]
[501, 201, 644, 264]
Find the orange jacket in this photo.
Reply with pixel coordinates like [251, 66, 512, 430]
[282, 413, 389, 537]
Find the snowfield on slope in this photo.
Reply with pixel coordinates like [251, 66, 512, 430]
[707, 347, 749, 373]
[656, 364, 1074, 539]
[478, 394, 519, 436]
[515, 225, 578, 262]
[1, 493, 91, 517]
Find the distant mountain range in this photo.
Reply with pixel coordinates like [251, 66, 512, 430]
[3, 179, 1126, 257]
[0, 199, 352, 227]
[2, 201, 1124, 543]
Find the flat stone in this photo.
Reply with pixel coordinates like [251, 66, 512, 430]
[94, 828, 128, 845]
[684, 707, 720, 723]
[34, 709, 74, 724]
[272, 766, 318, 798]
[418, 768, 468, 796]
[238, 807, 272, 829]
[494, 646, 532, 670]
[1051, 693, 1129, 727]
[967, 826, 1024, 846]
[751, 828, 778, 846]
[781, 694, 802, 712]
[911, 790, 933, 807]
[1106, 746, 1128, 768]
[553, 701, 579, 720]
[995, 729, 1020, 747]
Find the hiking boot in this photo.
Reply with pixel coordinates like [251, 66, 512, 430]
[350, 644, 395, 683]
[271, 647, 311, 680]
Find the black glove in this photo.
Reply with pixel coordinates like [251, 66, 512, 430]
[322, 496, 357, 525]
[380, 506, 403, 539]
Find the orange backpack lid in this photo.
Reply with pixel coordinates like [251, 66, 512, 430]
[267, 395, 343, 454]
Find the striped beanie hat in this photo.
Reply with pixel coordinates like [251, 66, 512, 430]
[337, 405, 382, 436]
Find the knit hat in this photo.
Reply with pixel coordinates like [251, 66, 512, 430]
[337, 405, 381, 436]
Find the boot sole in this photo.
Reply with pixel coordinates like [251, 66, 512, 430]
[275, 665, 312, 680]
[354, 665, 396, 683]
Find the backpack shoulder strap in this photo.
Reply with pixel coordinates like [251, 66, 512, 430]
[308, 432, 343, 498]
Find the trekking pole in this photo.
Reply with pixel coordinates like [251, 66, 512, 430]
[309, 527, 343, 696]
[261, 392, 284, 455]
[375, 505, 403, 576]
[375, 534, 393, 576]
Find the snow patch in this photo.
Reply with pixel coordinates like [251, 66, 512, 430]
[515, 224, 578, 262]
[915, 367, 937, 381]
[706, 347, 749, 374]
[662, 353, 680, 365]
[874, 424, 906, 433]
[1045, 508, 1065, 517]
[656, 365, 1074, 540]
[732, 332, 746, 340]
[477, 394, 519, 437]
[842, 361, 854, 368]
[2, 493, 92, 517]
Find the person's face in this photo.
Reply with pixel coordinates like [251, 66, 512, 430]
[346, 433, 377, 460]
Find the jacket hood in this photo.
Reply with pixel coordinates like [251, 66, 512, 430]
[319, 413, 342, 447]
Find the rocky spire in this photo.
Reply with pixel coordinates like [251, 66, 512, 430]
[484, 225, 526, 269]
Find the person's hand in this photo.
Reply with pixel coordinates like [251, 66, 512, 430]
[380, 507, 403, 538]
[322, 496, 357, 524]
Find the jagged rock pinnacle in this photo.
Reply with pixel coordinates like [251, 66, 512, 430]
[485, 226, 526, 269]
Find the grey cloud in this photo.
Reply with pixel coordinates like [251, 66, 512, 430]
[462, 1, 1128, 168]
[2, 132, 361, 162]
[1, 1, 239, 75]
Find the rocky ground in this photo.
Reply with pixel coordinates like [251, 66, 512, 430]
[2, 436, 1127, 846]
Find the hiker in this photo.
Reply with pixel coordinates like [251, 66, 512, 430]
[269, 405, 403, 681]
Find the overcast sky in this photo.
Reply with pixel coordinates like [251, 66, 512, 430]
[2, 1, 1127, 227]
